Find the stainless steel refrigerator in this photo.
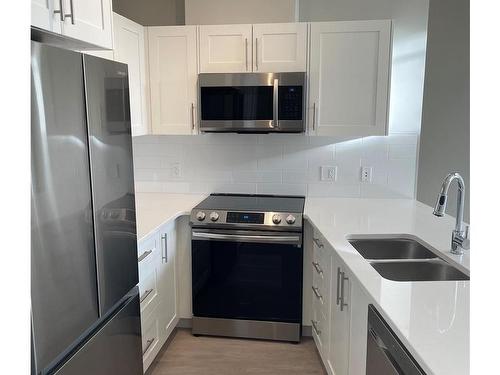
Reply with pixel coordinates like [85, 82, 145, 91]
[31, 41, 143, 375]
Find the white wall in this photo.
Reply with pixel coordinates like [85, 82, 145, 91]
[417, 0, 469, 221]
[132, 134, 418, 198]
[113, 0, 185, 26]
[185, 0, 297, 25]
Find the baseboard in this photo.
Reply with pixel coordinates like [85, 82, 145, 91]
[177, 318, 312, 337]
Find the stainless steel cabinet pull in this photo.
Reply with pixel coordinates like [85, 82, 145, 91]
[245, 38, 248, 71]
[312, 286, 323, 301]
[340, 271, 349, 311]
[140, 288, 153, 303]
[161, 233, 168, 263]
[312, 102, 317, 131]
[138, 250, 152, 263]
[255, 38, 258, 70]
[312, 261, 323, 275]
[142, 338, 155, 355]
[311, 320, 321, 335]
[191, 103, 195, 131]
[62, 0, 75, 24]
[336, 267, 342, 306]
[53, 0, 64, 21]
[313, 237, 323, 248]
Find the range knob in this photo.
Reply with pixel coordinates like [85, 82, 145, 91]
[286, 215, 296, 224]
[272, 214, 282, 224]
[210, 212, 220, 222]
[196, 211, 206, 221]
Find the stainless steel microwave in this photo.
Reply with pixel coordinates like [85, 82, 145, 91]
[198, 72, 306, 133]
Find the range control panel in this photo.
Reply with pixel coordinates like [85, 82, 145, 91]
[190, 210, 302, 229]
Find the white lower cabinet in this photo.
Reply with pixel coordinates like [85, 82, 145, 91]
[137, 221, 178, 372]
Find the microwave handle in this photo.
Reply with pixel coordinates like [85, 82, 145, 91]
[273, 78, 279, 128]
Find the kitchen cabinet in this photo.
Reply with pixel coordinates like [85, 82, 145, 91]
[253, 23, 307, 72]
[148, 26, 198, 135]
[113, 13, 150, 136]
[309, 20, 391, 137]
[199, 24, 252, 73]
[31, 0, 113, 49]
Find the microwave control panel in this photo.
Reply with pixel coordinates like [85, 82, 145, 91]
[279, 86, 303, 120]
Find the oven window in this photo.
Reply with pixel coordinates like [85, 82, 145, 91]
[192, 239, 303, 323]
[201, 86, 273, 121]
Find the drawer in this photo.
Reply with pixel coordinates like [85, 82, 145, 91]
[312, 279, 330, 321]
[311, 297, 329, 355]
[141, 306, 160, 365]
[138, 231, 160, 278]
[139, 268, 159, 318]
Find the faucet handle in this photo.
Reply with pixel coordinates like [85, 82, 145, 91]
[462, 225, 470, 250]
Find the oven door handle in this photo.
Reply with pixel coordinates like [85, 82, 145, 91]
[192, 231, 301, 245]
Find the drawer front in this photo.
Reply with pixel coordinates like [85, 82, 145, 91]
[138, 231, 160, 278]
[311, 296, 330, 357]
[139, 268, 159, 318]
[141, 306, 160, 370]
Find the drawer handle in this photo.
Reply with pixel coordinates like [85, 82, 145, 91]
[142, 338, 155, 355]
[311, 320, 321, 335]
[312, 261, 323, 275]
[138, 250, 152, 263]
[161, 233, 168, 263]
[340, 271, 349, 311]
[140, 288, 154, 303]
[336, 267, 342, 306]
[313, 238, 324, 248]
[312, 286, 323, 301]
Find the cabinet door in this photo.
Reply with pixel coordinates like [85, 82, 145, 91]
[61, 0, 113, 49]
[113, 13, 150, 136]
[328, 259, 351, 375]
[157, 222, 178, 343]
[148, 26, 198, 135]
[31, 0, 62, 34]
[199, 24, 252, 73]
[253, 23, 307, 72]
[309, 20, 391, 137]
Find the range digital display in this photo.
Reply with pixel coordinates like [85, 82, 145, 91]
[226, 212, 264, 224]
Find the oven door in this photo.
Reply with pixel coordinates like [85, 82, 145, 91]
[191, 229, 303, 324]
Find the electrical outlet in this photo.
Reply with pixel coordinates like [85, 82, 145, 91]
[170, 162, 182, 178]
[321, 166, 337, 181]
[360, 166, 373, 183]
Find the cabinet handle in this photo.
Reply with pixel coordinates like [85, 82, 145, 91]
[142, 338, 155, 355]
[140, 288, 154, 303]
[340, 271, 349, 311]
[336, 267, 342, 306]
[312, 286, 323, 301]
[245, 38, 248, 71]
[161, 233, 168, 263]
[63, 0, 75, 24]
[255, 38, 258, 70]
[191, 103, 195, 131]
[312, 102, 317, 131]
[312, 261, 323, 275]
[138, 250, 152, 263]
[311, 320, 321, 335]
[313, 237, 323, 248]
[53, 0, 64, 21]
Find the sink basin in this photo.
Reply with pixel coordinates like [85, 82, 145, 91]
[370, 260, 470, 281]
[349, 238, 438, 260]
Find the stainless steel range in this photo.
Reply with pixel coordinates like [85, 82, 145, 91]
[190, 194, 305, 342]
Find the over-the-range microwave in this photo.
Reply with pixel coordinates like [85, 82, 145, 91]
[198, 72, 306, 133]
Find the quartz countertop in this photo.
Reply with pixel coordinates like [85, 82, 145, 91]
[134, 193, 469, 375]
[304, 198, 469, 375]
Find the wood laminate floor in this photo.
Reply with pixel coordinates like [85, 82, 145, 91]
[148, 329, 327, 375]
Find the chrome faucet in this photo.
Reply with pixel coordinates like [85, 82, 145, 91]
[433, 172, 470, 255]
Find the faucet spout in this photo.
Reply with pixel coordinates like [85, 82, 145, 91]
[432, 172, 469, 254]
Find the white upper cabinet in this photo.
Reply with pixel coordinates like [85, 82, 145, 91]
[31, 0, 113, 49]
[61, 0, 113, 49]
[148, 26, 198, 135]
[309, 20, 391, 137]
[113, 13, 150, 136]
[253, 23, 307, 72]
[199, 24, 252, 73]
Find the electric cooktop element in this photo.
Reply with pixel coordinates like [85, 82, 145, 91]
[190, 194, 305, 231]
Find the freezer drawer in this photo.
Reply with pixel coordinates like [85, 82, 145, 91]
[53, 289, 143, 375]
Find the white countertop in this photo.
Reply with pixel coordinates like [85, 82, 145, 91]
[134, 193, 469, 375]
[305, 198, 469, 375]
[135, 193, 207, 240]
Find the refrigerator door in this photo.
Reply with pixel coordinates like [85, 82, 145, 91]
[31, 41, 99, 373]
[54, 288, 143, 375]
[83, 55, 139, 315]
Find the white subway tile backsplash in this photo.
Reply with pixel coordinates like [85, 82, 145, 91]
[132, 134, 418, 199]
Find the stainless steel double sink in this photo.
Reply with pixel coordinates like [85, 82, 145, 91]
[348, 237, 469, 281]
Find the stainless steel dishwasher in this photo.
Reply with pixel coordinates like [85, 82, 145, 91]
[367, 305, 426, 375]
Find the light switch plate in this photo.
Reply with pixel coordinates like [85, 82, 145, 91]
[321, 166, 337, 181]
